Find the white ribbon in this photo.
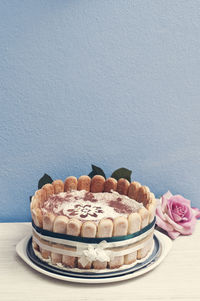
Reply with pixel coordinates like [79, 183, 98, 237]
[33, 234, 153, 266]
[77, 240, 112, 267]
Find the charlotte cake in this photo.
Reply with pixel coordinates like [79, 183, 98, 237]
[30, 175, 156, 270]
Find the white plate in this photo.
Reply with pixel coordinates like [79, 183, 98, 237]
[16, 230, 172, 284]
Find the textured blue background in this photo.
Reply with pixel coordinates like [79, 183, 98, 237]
[0, 0, 200, 222]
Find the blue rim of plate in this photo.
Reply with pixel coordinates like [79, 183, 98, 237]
[26, 235, 160, 279]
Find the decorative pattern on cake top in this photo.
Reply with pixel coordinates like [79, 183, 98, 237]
[41, 190, 144, 221]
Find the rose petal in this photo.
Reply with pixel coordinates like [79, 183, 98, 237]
[171, 212, 183, 222]
[156, 204, 167, 221]
[156, 215, 174, 232]
[172, 195, 191, 207]
[180, 209, 195, 228]
[164, 213, 184, 231]
[166, 199, 174, 220]
[167, 230, 180, 239]
[192, 207, 200, 219]
[161, 191, 173, 212]
[179, 203, 192, 220]
[171, 209, 189, 222]
[168, 197, 192, 221]
[179, 216, 196, 235]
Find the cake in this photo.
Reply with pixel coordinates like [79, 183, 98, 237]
[30, 175, 157, 270]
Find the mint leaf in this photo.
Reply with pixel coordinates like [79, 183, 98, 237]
[111, 168, 132, 182]
[88, 164, 106, 179]
[38, 173, 53, 189]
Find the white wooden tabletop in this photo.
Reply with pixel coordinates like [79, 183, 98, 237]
[0, 222, 200, 301]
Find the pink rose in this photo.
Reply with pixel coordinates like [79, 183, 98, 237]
[156, 191, 197, 239]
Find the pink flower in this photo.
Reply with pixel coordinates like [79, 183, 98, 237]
[156, 191, 197, 239]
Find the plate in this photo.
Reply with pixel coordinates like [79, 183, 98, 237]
[16, 230, 172, 284]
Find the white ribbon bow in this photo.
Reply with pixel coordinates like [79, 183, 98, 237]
[78, 240, 112, 267]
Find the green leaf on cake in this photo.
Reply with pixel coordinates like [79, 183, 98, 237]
[38, 173, 53, 189]
[88, 164, 106, 179]
[111, 167, 132, 182]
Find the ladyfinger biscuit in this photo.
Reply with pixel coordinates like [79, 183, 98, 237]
[97, 218, 113, 237]
[64, 176, 77, 192]
[108, 216, 128, 268]
[113, 216, 128, 237]
[53, 215, 69, 233]
[92, 260, 107, 269]
[109, 255, 124, 269]
[31, 208, 43, 227]
[67, 218, 82, 236]
[52, 180, 64, 194]
[124, 252, 137, 265]
[42, 184, 54, 199]
[93, 218, 114, 269]
[32, 189, 46, 209]
[117, 178, 130, 196]
[31, 191, 45, 232]
[80, 221, 97, 238]
[137, 208, 151, 260]
[124, 213, 141, 265]
[41, 212, 55, 259]
[127, 181, 141, 201]
[90, 175, 105, 193]
[138, 207, 149, 229]
[104, 178, 117, 192]
[147, 195, 157, 223]
[51, 216, 69, 264]
[137, 186, 150, 207]
[150, 192, 155, 203]
[43, 212, 55, 231]
[127, 213, 141, 234]
[77, 175, 91, 191]
[143, 186, 151, 206]
[32, 239, 39, 251]
[78, 221, 97, 269]
[62, 218, 82, 268]
[137, 235, 153, 259]
[30, 195, 38, 210]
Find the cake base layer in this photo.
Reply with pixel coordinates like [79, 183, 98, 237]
[31, 217, 156, 270]
[28, 235, 159, 276]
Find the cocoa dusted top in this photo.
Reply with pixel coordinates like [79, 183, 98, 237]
[41, 190, 143, 222]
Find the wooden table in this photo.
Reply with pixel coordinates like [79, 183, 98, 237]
[0, 222, 200, 301]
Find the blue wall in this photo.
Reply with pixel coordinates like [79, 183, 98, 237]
[0, 0, 200, 222]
